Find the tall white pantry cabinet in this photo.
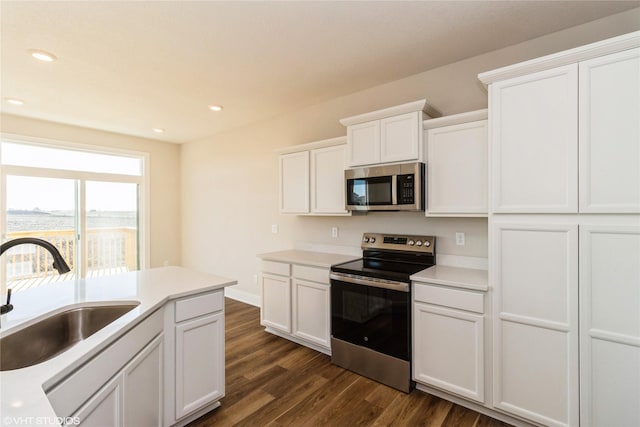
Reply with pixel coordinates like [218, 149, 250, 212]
[479, 32, 640, 427]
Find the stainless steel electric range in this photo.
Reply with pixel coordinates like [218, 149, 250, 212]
[329, 232, 436, 393]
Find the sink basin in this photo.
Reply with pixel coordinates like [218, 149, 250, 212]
[0, 302, 139, 371]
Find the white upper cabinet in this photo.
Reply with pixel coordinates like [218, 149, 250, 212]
[489, 64, 579, 213]
[348, 120, 381, 166]
[481, 34, 640, 215]
[278, 137, 349, 216]
[341, 99, 440, 167]
[579, 48, 640, 213]
[380, 112, 421, 163]
[310, 144, 348, 214]
[424, 110, 488, 216]
[279, 151, 309, 214]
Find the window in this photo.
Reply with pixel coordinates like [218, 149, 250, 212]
[0, 137, 148, 292]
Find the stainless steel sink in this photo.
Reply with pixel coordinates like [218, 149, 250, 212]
[0, 302, 139, 371]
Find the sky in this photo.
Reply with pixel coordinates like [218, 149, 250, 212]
[6, 176, 137, 211]
[2, 142, 140, 211]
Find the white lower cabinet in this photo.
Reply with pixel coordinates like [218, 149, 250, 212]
[413, 282, 485, 403]
[74, 372, 124, 426]
[261, 261, 331, 353]
[75, 334, 164, 427]
[261, 263, 292, 333]
[123, 335, 164, 426]
[292, 277, 330, 348]
[165, 289, 225, 426]
[492, 220, 579, 427]
[492, 218, 640, 427]
[579, 224, 640, 427]
[47, 309, 165, 426]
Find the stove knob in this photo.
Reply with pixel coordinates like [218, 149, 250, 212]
[416, 240, 423, 247]
[363, 237, 370, 243]
[369, 237, 376, 243]
[424, 241, 431, 247]
[408, 240, 415, 246]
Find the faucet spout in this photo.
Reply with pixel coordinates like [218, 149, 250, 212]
[0, 237, 71, 274]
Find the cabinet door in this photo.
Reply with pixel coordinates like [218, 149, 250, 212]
[74, 375, 124, 427]
[413, 302, 484, 402]
[426, 120, 487, 214]
[380, 111, 421, 163]
[580, 224, 640, 427]
[280, 151, 309, 213]
[348, 120, 380, 166]
[175, 312, 224, 420]
[310, 145, 348, 214]
[492, 221, 579, 427]
[579, 48, 640, 213]
[292, 278, 330, 348]
[260, 273, 291, 333]
[124, 335, 163, 427]
[490, 65, 578, 213]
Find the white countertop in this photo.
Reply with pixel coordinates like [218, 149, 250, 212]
[0, 266, 236, 425]
[411, 265, 488, 292]
[257, 249, 358, 268]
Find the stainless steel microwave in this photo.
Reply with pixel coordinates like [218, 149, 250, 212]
[345, 162, 425, 211]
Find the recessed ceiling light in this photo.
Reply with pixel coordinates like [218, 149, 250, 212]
[28, 49, 57, 62]
[208, 105, 223, 112]
[152, 128, 165, 133]
[5, 98, 25, 106]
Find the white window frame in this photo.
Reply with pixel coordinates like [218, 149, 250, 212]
[0, 133, 150, 285]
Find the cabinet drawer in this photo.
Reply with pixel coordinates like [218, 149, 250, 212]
[175, 290, 224, 323]
[414, 283, 484, 314]
[262, 260, 291, 276]
[292, 264, 329, 284]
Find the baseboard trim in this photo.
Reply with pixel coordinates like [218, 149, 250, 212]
[224, 287, 260, 307]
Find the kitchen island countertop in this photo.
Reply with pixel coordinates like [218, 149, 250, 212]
[0, 266, 236, 426]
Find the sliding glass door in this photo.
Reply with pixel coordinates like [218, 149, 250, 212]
[1, 139, 147, 292]
[4, 175, 77, 289]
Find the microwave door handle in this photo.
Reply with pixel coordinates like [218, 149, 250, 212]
[392, 175, 398, 205]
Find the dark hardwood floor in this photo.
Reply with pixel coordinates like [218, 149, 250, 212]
[188, 298, 511, 427]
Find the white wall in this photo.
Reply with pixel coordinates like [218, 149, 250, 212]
[0, 114, 182, 268]
[181, 9, 640, 303]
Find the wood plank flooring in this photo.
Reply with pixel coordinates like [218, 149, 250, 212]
[188, 298, 512, 427]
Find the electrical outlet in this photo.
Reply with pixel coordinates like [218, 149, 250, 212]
[332, 227, 339, 238]
[271, 224, 278, 234]
[252, 274, 258, 284]
[455, 232, 465, 246]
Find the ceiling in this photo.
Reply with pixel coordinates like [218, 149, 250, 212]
[1, 1, 638, 144]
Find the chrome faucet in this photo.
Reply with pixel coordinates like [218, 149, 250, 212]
[0, 238, 72, 317]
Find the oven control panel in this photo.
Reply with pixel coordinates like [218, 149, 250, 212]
[361, 233, 435, 253]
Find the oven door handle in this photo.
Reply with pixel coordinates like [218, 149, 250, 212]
[330, 272, 409, 292]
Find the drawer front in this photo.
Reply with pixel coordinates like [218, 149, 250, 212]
[175, 290, 224, 323]
[292, 264, 329, 284]
[262, 260, 291, 276]
[414, 282, 484, 314]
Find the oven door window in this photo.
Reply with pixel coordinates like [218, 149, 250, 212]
[346, 176, 393, 206]
[331, 280, 409, 361]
